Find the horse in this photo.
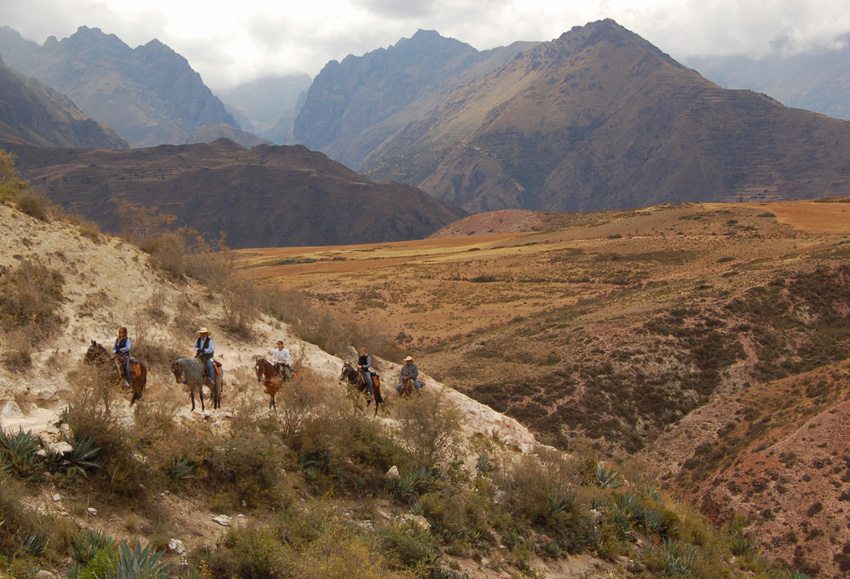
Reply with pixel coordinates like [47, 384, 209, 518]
[171, 357, 223, 411]
[254, 357, 289, 410]
[339, 361, 384, 416]
[84, 340, 147, 405]
[398, 376, 416, 399]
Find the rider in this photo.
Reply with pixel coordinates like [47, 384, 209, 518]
[195, 327, 216, 386]
[113, 326, 131, 388]
[397, 355, 422, 394]
[271, 340, 292, 381]
[357, 346, 374, 400]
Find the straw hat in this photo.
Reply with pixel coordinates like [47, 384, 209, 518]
[404, 356, 414, 362]
[197, 327, 209, 334]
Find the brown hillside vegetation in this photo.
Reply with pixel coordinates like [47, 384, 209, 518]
[238, 200, 850, 574]
[0, 153, 796, 578]
[2, 138, 463, 247]
[364, 19, 850, 213]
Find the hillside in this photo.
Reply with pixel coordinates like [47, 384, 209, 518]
[293, 29, 535, 169]
[2, 138, 463, 247]
[0, 154, 787, 578]
[364, 19, 850, 213]
[687, 37, 850, 121]
[0, 26, 239, 147]
[0, 57, 126, 149]
[237, 199, 850, 575]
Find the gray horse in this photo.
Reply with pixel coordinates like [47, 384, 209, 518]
[171, 357, 223, 411]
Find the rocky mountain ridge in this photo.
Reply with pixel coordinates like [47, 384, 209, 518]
[293, 29, 536, 169]
[0, 56, 126, 149]
[0, 26, 240, 147]
[363, 19, 850, 213]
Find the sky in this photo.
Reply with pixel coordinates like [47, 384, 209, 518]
[2, 0, 849, 90]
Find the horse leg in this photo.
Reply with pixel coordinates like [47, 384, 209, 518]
[200, 385, 205, 412]
[190, 390, 196, 412]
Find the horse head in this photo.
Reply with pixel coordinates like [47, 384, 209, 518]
[254, 356, 266, 383]
[339, 361, 352, 382]
[171, 359, 185, 384]
[84, 340, 105, 365]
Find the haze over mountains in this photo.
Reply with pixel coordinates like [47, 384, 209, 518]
[0, 56, 126, 149]
[0, 25, 240, 147]
[687, 36, 850, 121]
[219, 74, 312, 144]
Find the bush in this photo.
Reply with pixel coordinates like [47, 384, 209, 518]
[0, 259, 65, 342]
[395, 388, 461, 467]
[378, 522, 439, 572]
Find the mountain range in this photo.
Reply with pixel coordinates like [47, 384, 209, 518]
[687, 37, 850, 121]
[0, 25, 240, 147]
[2, 138, 462, 247]
[0, 55, 126, 149]
[361, 20, 850, 212]
[293, 29, 536, 169]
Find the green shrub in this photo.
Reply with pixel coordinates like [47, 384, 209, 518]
[379, 522, 439, 571]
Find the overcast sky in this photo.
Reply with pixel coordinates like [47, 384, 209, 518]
[2, 0, 849, 90]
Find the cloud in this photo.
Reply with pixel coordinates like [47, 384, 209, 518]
[1, 0, 849, 89]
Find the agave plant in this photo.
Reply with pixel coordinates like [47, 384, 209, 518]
[67, 436, 101, 476]
[112, 540, 170, 579]
[71, 529, 115, 565]
[168, 457, 195, 481]
[0, 428, 41, 479]
[594, 461, 622, 489]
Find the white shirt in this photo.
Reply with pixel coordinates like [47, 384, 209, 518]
[271, 347, 291, 365]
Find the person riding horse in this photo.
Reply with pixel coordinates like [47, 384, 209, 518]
[397, 355, 422, 395]
[195, 327, 216, 386]
[271, 340, 292, 381]
[113, 326, 131, 389]
[357, 346, 375, 401]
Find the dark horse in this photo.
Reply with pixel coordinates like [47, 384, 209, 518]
[171, 357, 223, 411]
[254, 357, 289, 410]
[339, 361, 384, 416]
[84, 340, 147, 405]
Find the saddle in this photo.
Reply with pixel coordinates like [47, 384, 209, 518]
[213, 359, 222, 377]
[129, 358, 141, 379]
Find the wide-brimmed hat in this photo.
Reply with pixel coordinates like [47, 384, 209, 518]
[404, 356, 414, 362]
[197, 327, 209, 334]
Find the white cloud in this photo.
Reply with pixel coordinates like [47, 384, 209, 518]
[1, 0, 848, 90]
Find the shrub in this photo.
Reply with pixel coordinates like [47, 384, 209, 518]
[378, 522, 439, 572]
[419, 488, 494, 554]
[0, 259, 64, 342]
[14, 190, 53, 221]
[395, 388, 461, 467]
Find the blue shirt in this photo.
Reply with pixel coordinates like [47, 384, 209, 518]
[195, 336, 215, 356]
[113, 337, 131, 354]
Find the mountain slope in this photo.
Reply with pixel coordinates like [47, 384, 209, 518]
[364, 19, 850, 212]
[293, 29, 535, 169]
[3, 139, 463, 247]
[687, 38, 850, 121]
[0, 56, 126, 148]
[0, 26, 239, 147]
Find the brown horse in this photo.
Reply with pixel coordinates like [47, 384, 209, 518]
[339, 361, 384, 416]
[254, 357, 289, 410]
[84, 340, 147, 405]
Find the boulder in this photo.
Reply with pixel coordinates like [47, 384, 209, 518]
[385, 465, 400, 480]
[400, 514, 430, 531]
[86, 507, 98, 516]
[167, 538, 185, 555]
[211, 514, 231, 526]
[51, 441, 73, 455]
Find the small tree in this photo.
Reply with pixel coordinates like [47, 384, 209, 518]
[396, 388, 461, 467]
